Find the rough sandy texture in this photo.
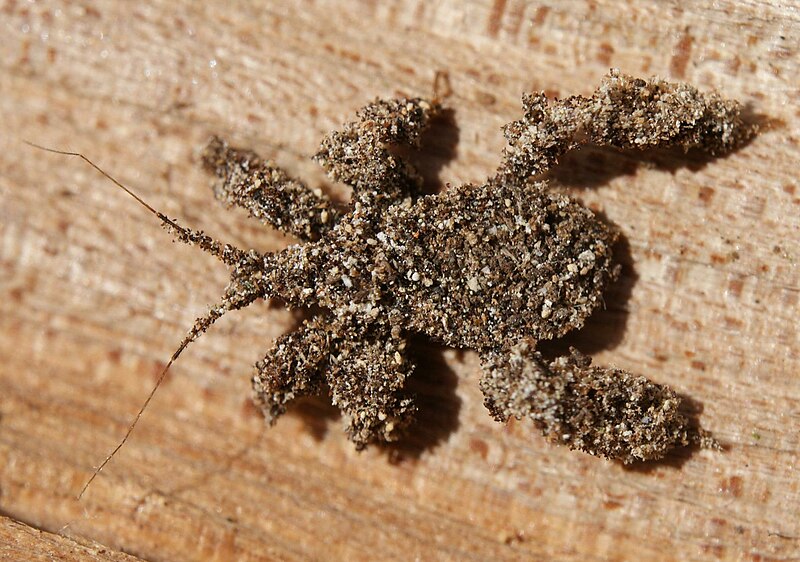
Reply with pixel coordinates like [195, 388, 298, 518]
[158, 72, 752, 454]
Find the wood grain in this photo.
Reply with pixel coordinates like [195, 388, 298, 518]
[1, 1, 798, 560]
[0, 515, 144, 562]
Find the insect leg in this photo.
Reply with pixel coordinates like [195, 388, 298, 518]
[582, 70, 755, 154]
[202, 136, 340, 241]
[498, 70, 755, 181]
[251, 316, 332, 424]
[325, 328, 416, 448]
[313, 98, 441, 206]
[479, 341, 696, 463]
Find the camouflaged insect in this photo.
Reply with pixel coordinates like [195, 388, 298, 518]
[106, 71, 754, 463]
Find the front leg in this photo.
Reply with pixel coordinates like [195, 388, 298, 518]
[314, 98, 441, 207]
[480, 341, 696, 462]
[202, 136, 340, 241]
[252, 316, 332, 423]
[252, 315, 416, 448]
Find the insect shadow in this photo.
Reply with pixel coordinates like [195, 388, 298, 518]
[396, 107, 460, 196]
[537, 220, 636, 359]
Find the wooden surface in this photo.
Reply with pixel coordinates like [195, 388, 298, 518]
[0, 515, 144, 562]
[1, 1, 798, 560]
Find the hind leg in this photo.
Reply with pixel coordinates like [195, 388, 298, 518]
[499, 70, 755, 181]
[479, 341, 693, 462]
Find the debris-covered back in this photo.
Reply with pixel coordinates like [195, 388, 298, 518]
[201, 71, 750, 457]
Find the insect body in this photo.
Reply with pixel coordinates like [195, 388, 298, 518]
[44, 71, 753, 493]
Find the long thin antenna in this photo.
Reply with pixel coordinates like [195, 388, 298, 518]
[77, 334, 192, 499]
[26, 141, 248, 265]
[75, 297, 246, 499]
[23, 141, 188, 233]
[25, 140, 254, 498]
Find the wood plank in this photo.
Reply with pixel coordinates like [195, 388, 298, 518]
[1, 1, 798, 560]
[0, 515, 143, 562]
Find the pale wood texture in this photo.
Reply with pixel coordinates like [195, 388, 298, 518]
[0, 515, 144, 562]
[1, 1, 798, 560]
